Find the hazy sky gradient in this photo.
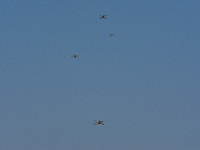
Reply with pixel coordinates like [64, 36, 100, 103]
[0, 0, 200, 150]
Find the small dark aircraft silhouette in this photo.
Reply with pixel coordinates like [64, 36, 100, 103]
[72, 54, 79, 58]
[93, 120, 104, 125]
[109, 33, 114, 37]
[100, 15, 107, 19]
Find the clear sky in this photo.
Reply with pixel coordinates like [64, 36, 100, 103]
[0, 0, 200, 150]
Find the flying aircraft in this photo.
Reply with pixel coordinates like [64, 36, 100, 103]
[100, 15, 107, 19]
[72, 54, 79, 58]
[93, 120, 104, 125]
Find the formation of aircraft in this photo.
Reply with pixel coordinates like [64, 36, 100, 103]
[72, 15, 115, 126]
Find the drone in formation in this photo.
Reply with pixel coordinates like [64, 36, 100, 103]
[93, 120, 104, 125]
[100, 15, 107, 19]
[71, 15, 112, 127]
[72, 15, 112, 59]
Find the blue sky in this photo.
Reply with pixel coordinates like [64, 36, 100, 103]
[0, 0, 200, 150]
